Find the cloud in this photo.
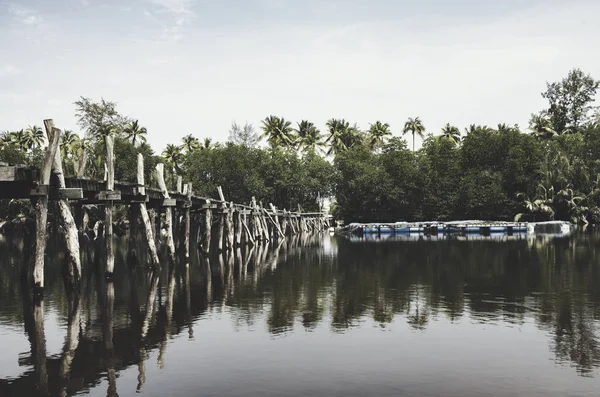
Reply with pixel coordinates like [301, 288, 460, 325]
[149, 0, 197, 41]
[0, 64, 22, 77]
[151, 0, 196, 16]
[8, 4, 43, 26]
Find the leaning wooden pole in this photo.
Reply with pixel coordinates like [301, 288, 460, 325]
[137, 154, 160, 268]
[44, 119, 81, 285]
[156, 164, 176, 262]
[32, 128, 60, 289]
[105, 135, 115, 276]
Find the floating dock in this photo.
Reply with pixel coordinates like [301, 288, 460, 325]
[341, 220, 572, 237]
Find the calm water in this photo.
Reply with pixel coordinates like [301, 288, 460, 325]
[1, 231, 600, 396]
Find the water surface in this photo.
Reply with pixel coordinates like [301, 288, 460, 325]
[1, 231, 600, 396]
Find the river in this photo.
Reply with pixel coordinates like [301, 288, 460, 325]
[1, 231, 599, 396]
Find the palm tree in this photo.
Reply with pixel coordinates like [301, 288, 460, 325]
[295, 120, 325, 153]
[124, 120, 147, 147]
[325, 119, 356, 156]
[514, 188, 555, 222]
[0, 131, 13, 149]
[162, 144, 183, 173]
[24, 125, 45, 151]
[201, 137, 213, 150]
[529, 112, 556, 140]
[464, 124, 493, 136]
[260, 115, 295, 148]
[182, 134, 200, 153]
[60, 130, 80, 158]
[440, 123, 460, 145]
[367, 121, 391, 151]
[403, 117, 425, 152]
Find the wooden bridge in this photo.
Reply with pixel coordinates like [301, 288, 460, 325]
[0, 119, 330, 289]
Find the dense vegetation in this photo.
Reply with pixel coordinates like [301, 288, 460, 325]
[1, 68, 600, 223]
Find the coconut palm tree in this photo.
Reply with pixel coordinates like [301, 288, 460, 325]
[60, 130, 80, 158]
[0, 131, 13, 149]
[201, 137, 213, 150]
[555, 185, 587, 223]
[464, 124, 493, 136]
[403, 117, 425, 152]
[295, 120, 325, 153]
[162, 144, 183, 173]
[440, 123, 460, 145]
[124, 120, 147, 147]
[529, 112, 557, 140]
[514, 185, 555, 222]
[8, 129, 28, 152]
[260, 115, 295, 148]
[325, 119, 357, 156]
[24, 125, 45, 151]
[367, 121, 391, 151]
[182, 134, 200, 153]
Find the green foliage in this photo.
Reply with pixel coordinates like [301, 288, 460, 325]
[260, 115, 295, 148]
[228, 122, 260, 148]
[74, 96, 130, 141]
[403, 117, 426, 152]
[542, 68, 599, 134]
[183, 143, 334, 211]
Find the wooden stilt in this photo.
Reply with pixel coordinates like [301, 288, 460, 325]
[105, 135, 115, 276]
[184, 183, 192, 263]
[226, 202, 234, 250]
[202, 201, 212, 254]
[156, 163, 176, 262]
[241, 212, 254, 246]
[281, 210, 289, 237]
[32, 128, 60, 289]
[234, 207, 242, 247]
[44, 119, 81, 285]
[137, 155, 160, 268]
[217, 206, 225, 252]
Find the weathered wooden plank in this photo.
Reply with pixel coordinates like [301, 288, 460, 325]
[54, 188, 83, 200]
[96, 191, 121, 201]
[161, 198, 177, 207]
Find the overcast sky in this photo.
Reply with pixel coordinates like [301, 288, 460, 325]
[1, 0, 599, 151]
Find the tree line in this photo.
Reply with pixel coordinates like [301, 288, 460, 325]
[1, 68, 600, 223]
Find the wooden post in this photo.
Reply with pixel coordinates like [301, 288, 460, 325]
[105, 135, 115, 276]
[176, 175, 183, 194]
[202, 201, 212, 254]
[137, 154, 160, 268]
[184, 183, 192, 262]
[156, 164, 176, 262]
[76, 146, 87, 178]
[233, 207, 242, 247]
[43, 120, 81, 285]
[281, 210, 289, 237]
[241, 211, 254, 246]
[266, 205, 284, 239]
[217, 205, 225, 252]
[32, 127, 60, 289]
[225, 202, 234, 250]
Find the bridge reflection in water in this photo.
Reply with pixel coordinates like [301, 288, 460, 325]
[1, 231, 600, 396]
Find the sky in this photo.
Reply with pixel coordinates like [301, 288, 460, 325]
[1, 0, 599, 151]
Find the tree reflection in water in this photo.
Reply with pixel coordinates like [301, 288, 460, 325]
[0, 230, 600, 396]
